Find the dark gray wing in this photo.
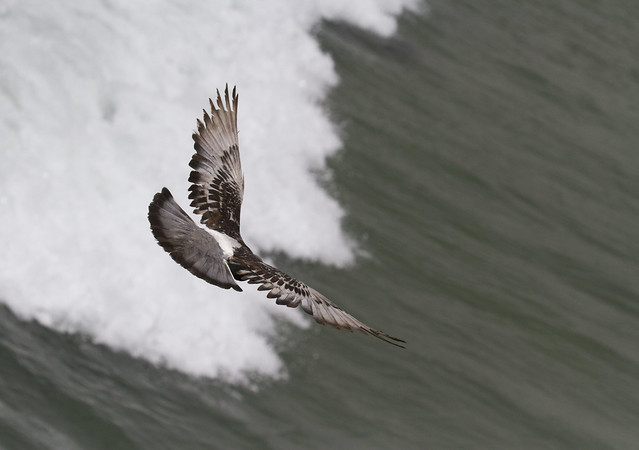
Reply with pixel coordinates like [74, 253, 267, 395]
[188, 85, 244, 241]
[148, 188, 241, 291]
[228, 250, 405, 347]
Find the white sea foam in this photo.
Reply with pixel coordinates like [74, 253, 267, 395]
[0, 0, 417, 382]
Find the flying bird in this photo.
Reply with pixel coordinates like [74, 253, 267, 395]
[148, 86, 405, 348]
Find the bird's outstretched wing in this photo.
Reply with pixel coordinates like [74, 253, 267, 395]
[228, 249, 406, 348]
[148, 187, 241, 291]
[188, 85, 244, 241]
[150, 86, 405, 347]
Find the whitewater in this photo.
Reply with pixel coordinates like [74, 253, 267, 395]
[0, 0, 417, 383]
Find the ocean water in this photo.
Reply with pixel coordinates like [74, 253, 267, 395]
[0, 0, 416, 382]
[2, 0, 639, 448]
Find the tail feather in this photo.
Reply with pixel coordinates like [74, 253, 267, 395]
[148, 188, 241, 291]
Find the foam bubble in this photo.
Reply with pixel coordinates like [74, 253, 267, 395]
[0, 0, 417, 382]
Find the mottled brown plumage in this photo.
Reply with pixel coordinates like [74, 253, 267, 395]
[148, 85, 405, 348]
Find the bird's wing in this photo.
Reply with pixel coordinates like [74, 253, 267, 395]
[188, 85, 244, 240]
[148, 188, 242, 291]
[228, 251, 405, 347]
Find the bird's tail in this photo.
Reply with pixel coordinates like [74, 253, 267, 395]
[148, 187, 241, 291]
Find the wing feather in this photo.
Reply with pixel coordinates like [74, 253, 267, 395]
[228, 250, 405, 348]
[189, 85, 244, 240]
[148, 188, 241, 291]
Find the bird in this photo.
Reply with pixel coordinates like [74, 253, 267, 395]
[148, 85, 405, 348]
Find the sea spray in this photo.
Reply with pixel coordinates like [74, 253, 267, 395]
[0, 0, 418, 382]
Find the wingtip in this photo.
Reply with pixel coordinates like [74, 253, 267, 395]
[216, 88, 224, 111]
[149, 187, 172, 211]
[362, 328, 406, 349]
[379, 333, 407, 349]
[224, 84, 231, 111]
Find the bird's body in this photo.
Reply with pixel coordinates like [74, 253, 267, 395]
[148, 86, 404, 347]
[207, 228, 240, 259]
